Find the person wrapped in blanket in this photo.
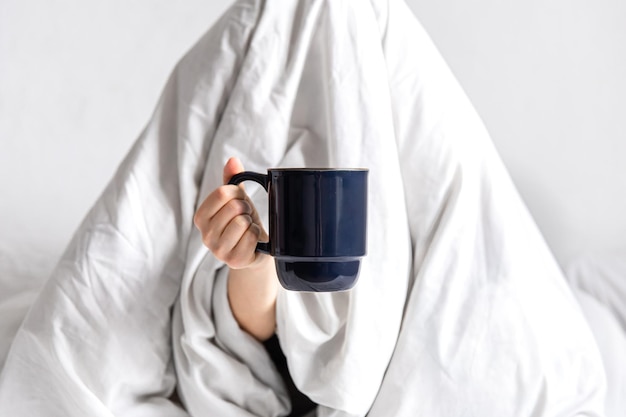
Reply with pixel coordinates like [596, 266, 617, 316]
[0, 0, 607, 416]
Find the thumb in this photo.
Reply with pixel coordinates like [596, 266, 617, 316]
[223, 157, 245, 185]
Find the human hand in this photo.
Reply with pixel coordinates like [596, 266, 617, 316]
[194, 157, 269, 269]
[194, 157, 278, 341]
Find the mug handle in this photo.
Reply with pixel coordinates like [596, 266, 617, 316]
[228, 171, 271, 254]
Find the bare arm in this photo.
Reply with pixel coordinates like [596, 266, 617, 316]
[227, 255, 278, 341]
[194, 157, 278, 341]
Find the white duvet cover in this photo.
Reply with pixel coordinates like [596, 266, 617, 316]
[566, 255, 626, 417]
[0, 0, 606, 416]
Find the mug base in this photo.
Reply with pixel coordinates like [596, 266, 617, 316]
[275, 258, 361, 292]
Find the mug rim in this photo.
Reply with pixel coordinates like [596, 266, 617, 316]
[268, 167, 368, 172]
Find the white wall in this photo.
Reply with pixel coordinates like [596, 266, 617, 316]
[0, 0, 230, 281]
[410, 0, 626, 266]
[1, 0, 624, 284]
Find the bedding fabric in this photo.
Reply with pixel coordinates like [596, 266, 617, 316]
[566, 255, 626, 417]
[0, 0, 606, 416]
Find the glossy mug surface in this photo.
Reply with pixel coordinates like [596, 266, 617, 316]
[229, 168, 368, 292]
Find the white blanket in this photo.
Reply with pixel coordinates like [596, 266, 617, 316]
[0, 0, 606, 416]
[566, 255, 626, 417]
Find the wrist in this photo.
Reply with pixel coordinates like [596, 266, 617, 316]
[227, 253, 278, 342]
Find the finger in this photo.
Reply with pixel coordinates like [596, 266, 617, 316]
[194, 184, 248, 228]
[225, 222, 264, 269]
[223, 157, 245, 185]
[221, 157, 269, 238]
[239, 193, 269, 241]
[215, 215, 260, 268]
[203, 198, 253, 249]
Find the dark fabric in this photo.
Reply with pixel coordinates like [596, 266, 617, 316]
[264, 334, 317, 417]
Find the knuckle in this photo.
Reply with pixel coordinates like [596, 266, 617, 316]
[230, 234, 258, 269]
[216, 185, 228, 197]
[214, 185, 232, 202]
[193, 211, 203, 229]
[233, 214, 253, 230]
[202, 234, 216, 252]
[250, 223, 262, 237]
[225, 199, 242, 215]
[201, 234, 211, 249]
[213, 245, 228, 261]
[223, 251, 239, 267]
[201, 226, 221, 251]
[199, 227, 212, 247]
[204, 229, 218, 249]
[244, 225, 261, 244]
[228, 198, 251, 216]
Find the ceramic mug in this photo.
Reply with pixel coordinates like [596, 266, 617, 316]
[228, 168, 368, 292]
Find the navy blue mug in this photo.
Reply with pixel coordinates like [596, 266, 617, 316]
[228, 168, 368, 292]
